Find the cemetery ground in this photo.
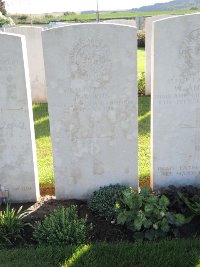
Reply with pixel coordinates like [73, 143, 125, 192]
[1, 48, 200, 266]
[1, 96, 200, 266]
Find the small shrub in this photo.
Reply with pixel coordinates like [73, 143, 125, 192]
[33, 206, 88, 245]
[63, 11, 76, 16]
[137, 30, 145, 48]
[44, 14, 53, 18]
[88, 184, 128, 221]
[138, 72, 145, 95]
[0, 204, 29, 245]
[17, 14, 28, 21]
[116, 188, 186, 240]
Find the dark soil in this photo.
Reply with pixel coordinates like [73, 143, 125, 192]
[1, 194, 200, 247]
[0, 196, 133, 246]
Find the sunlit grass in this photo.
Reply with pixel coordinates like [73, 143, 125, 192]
[138, 47, 145, 73]
[63, 245, 90, 267]
[33, 104, 54, 186]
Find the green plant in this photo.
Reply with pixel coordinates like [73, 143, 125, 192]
[116, 188, 186, 240]
[137, 30, 145, 48]
[156, 185, 200, 214]
[178, 191, 200, 216]
[88, 184, 128, 221]
[18, 14, 28, 21]
[44, 14, 54, 18]
[0, 204, 29, 245]
[138, 72, 145, 95]
[0, 12, 14, 27]
[33, 206, 88, 245]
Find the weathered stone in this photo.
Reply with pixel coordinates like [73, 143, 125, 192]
[151, 14, 200, 189]
[145, 15, 173, 95]
[42, 23, 138, 199]
[0, 33, 40, 202]
[5, 26, 47, 103]
[102, 19, 136, 26]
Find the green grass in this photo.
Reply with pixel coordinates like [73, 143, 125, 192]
[12, 9, 200, 24]
[138, 48, 145, 73]
[138, 96, 150, 181]
[1, 239, 200, 266]
[33, 104, 54, 186]
[33, 96, 150, 186]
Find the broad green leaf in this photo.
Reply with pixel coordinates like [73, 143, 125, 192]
[159, 195, 170, 208]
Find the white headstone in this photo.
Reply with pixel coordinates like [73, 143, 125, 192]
[5, 26, 47, 103]
[152, 14, 200, 189]
[0, 33, 40, 202]
[102, 19, 136, 26]
[42, 23, 138, 199]
[145, 15, 173, 95]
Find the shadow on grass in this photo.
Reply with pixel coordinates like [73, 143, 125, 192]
[138, 96, 150, 136]
[33, 104, 49, 121]
[138, 113, 150, 136]
[34, 117, 51, 139]
[138, 96, 150, 117]
[33, 104, 51, 139]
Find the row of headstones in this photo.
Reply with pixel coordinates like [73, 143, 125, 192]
[0, 15, 171, 105]
[1, 14, 200, 203]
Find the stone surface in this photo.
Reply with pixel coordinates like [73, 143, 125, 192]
[5, 26, 47, 103]
[145, 15, 173, 95]
[151, 14, 200, 189]
[102, 19, 136, 26]
[42, 23, 138, 199]
[0, 33, 40, 202]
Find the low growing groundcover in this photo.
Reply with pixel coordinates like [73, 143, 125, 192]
[1, 196, 199, 246]
[1, 239, 200, 267]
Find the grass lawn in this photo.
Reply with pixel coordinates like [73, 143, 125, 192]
[33, 96, 150, 187]
[1, 239, 200, 267]
[15, 10, 200, 25]
[138, 48, 145, 73]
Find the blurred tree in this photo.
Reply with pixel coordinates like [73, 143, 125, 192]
[0, 0, 6, 15]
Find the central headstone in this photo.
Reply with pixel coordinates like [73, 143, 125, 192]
[42, 24, 138, 199]
[152, 14, 200, 189]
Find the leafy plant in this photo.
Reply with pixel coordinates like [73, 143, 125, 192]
[0, 12, 14, 27]
[33, 206, 88, 245]
[88, 184, 128, 221]
[116, 188, 186, 240]
[0, 204, 29, 245]
[155, 185, 200, 214]
[138, 72, 145, 95]
[178, 192, 200, 216]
